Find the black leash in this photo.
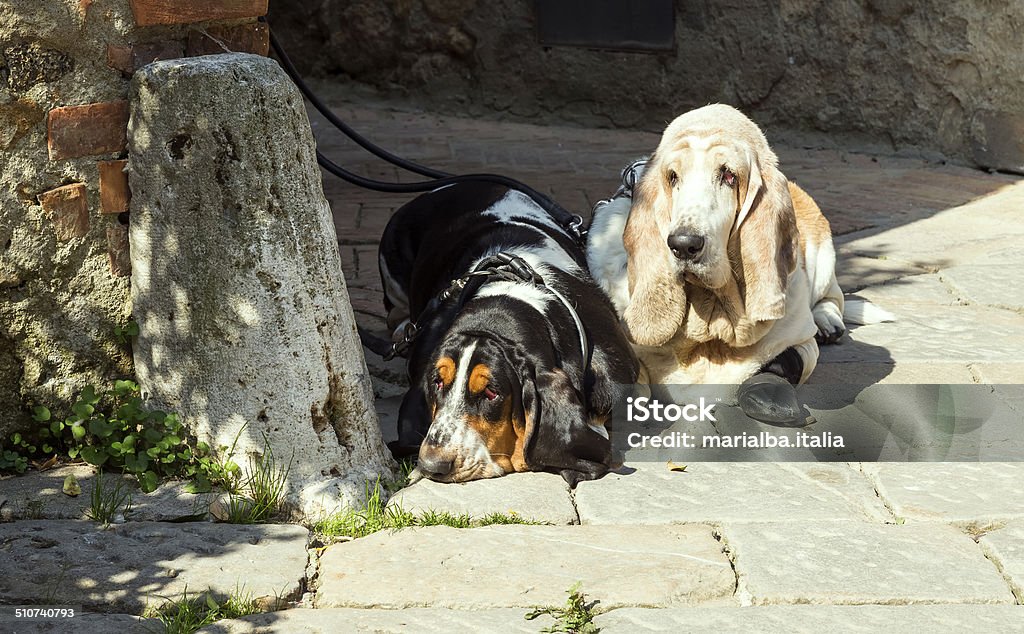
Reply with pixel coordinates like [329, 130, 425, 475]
[267, 24, 588, 357]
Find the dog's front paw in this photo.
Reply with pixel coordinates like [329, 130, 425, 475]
[813, 302, 845, 344]
[737, 373, 810, 427]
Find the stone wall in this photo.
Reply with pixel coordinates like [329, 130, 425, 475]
[0, 1, 270, 439]
[269, 0, 1024, 172]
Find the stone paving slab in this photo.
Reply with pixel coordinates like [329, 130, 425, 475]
[980, 522, 1024, 603]
[722, 521, 1015, 605]
[597, 605, 1024, 632]
[941, 247, 1024, 312]
[859, 463, 1024, 528]
[0, 521, 309, 613]
[316, 525, 735, 609]
[387, 472, 576, 525]
[201, 607, 551, 633]
[1, 613, 153, 633]
[819, 303, 1024, 363]
[852, 273, 963, 307]
[0, 465, 203, 522]
[808, 362, 977, 384]
[574, 463, 889, 525]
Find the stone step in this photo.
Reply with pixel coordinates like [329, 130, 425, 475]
[860, 463, 1024, 528]
[597, 605, 1024, 632]
[316, 524, 735, 609]
[199, 607, 550, 633]
[722, 521, 1015, 605]
[0, 521, 309, 613]
[385, 472, 577, 525]
[574, 463, 889, 525]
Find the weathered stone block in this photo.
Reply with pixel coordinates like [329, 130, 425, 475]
[0, 521, 308, 613]
[723, 521, 1015, 605]
[129, 0, 268, 26]
[979, 522, 1024, 603]
[47, 101, 129, 160]
[38, 183, 89, 240]
[971, 110, 1024, 175]
[317, 525, 735, 609]
[128, 54, 392, 514]
[387, 472, 577, 525]
[3, 44, 73, 92]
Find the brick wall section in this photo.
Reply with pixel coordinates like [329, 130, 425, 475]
[99, 160, 130, 214]
[41, 2, 271, 275]
[47, 101, 129, 161]
[129, 0, 269, 27]
[38, 184, 90, 241]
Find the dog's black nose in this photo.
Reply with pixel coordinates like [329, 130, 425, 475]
[667, 233, 705, 261]
[417, 454, 454, 479]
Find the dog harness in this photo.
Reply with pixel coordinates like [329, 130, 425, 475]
[386, 252, 591, 371]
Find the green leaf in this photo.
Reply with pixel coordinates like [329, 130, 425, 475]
[50, 420, 63, 435]
[71, 424, 87, 441]
[88, 419, 114, 438]
[125, 321, 140, 337]
[80, 446, 109, 466]
[138, 470, 159, 493]
[41, 443, 53, 453]
[125, 451, 149, 473]
[68, 446, 80, 459]
[11, 433, 21, 445]
[122, 435, 136, 450]
[32, 406, 51, 422]
[80, 385, 100, 405]
[185, 476, 212, 494]
[72, 402, 95, 419]
[143, 429, 163, 444]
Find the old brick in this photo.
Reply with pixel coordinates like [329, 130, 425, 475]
[106, 45, 134, 74]
[38, 184, 89, 241]
[132, 41, 186, 68]
[186, 22, 270, 57]
[48, 101, 129, 160]
[129, 0, 268, 27]
[99, 160, 130, 214]
[107, 225, 131, 277]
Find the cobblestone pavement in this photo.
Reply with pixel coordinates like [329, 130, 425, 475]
[2, 93, 1024, 632]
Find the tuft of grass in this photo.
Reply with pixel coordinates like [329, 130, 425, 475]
[86, 472, 132, 525]
[382, 458, 417, 494]
[525, 582, 600, 633]
[218, 435, 291, 524]
[312, 480, 548, 540]
[145, 586, 260, 634]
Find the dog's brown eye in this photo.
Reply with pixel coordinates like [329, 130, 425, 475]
[721, 167, 736, 187]
[667, 170, 678, 187]
[484, 387, 499, 401]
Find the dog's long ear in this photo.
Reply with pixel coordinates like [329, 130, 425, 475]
[735, 146, 763, 231]
[521, 368, 611, 486]
[736, 154, 798, 323]
[622, 161, 686, 346]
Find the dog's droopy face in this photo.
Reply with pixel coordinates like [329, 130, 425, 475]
[649, 138, 756, 291]
[417, 334, 527, 482]
[621, 104, 798, 347]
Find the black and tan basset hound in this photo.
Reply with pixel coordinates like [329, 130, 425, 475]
[379, 181, 638, 484]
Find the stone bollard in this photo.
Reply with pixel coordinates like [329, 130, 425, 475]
[127, 53, 393, 517]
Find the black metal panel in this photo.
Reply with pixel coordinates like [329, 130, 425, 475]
[535, 0, 675, 52]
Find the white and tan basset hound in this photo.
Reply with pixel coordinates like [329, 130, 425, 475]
[587, 105, 883, 419]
